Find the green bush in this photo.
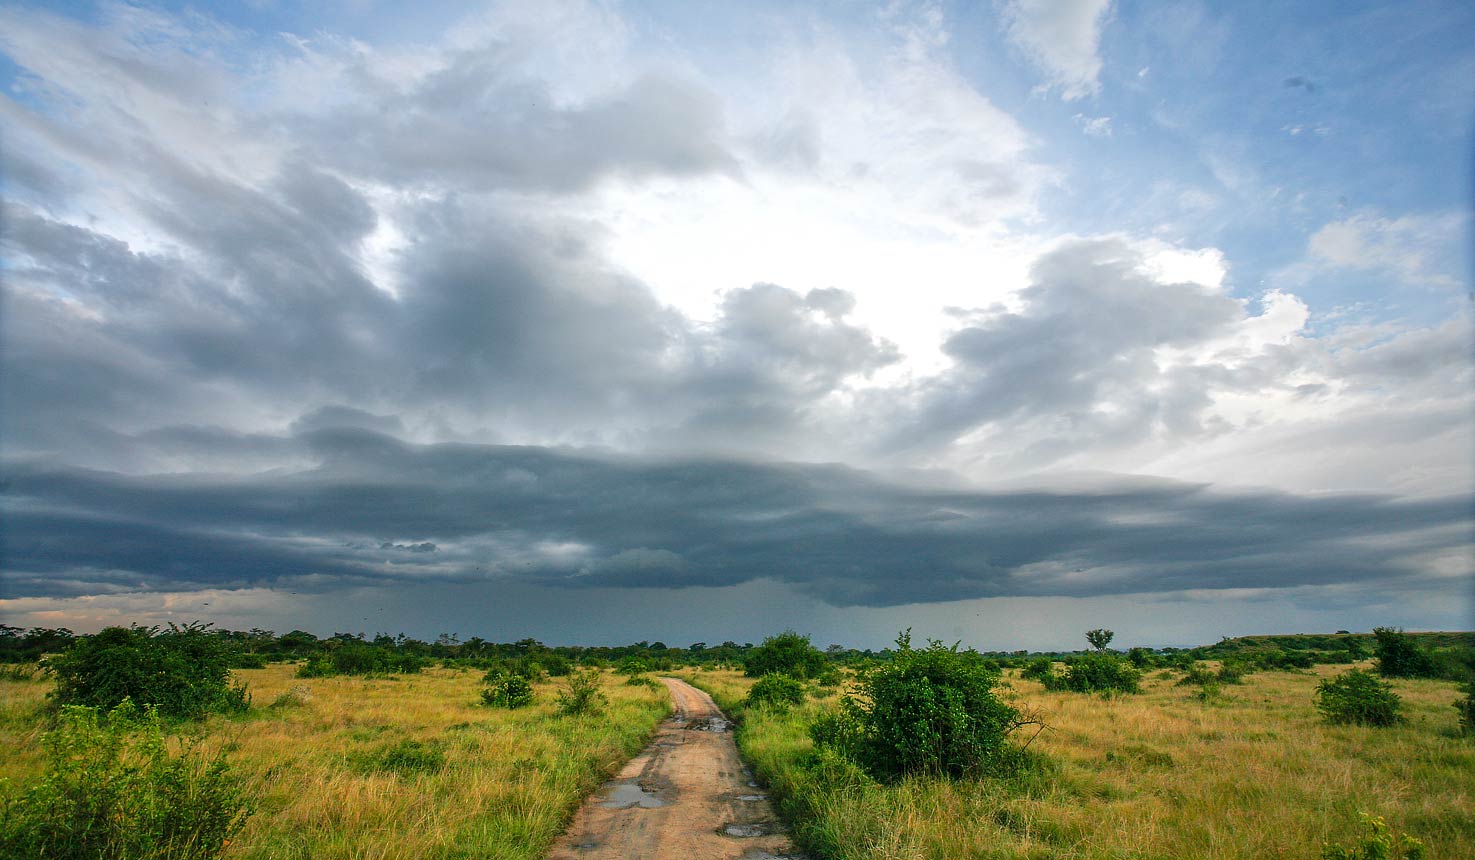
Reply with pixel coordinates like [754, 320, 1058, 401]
[624, 675, 661, 689]
[744, 631, 827, 680]
[1322, 813, 1424, 859]
[1373, 628, 1438, 679]
[0, 701, 251, 860]
[1020, 657, 1056, 682]
[557, 669, 607, 717]
[481, 673, 534, 709]
[811, 632, 1039, 780]
[1043, 652, 1141, 695]
[615, 656, 651, 676]
[1316, 669, 1403, 727]
[47, 624, 250, 720]
[745, 674, 806, 711]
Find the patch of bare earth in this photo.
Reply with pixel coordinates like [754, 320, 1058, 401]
[546, 677, 805, 860]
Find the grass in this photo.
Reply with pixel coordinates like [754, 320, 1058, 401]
[682, 664, 1475, 860]
[0, 662, 670, 860]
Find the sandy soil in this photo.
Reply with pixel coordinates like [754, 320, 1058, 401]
[545, 677, 806, 860]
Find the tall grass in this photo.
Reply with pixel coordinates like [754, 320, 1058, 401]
[1, 663, 669, 860]
[685, 664, 1475, 859]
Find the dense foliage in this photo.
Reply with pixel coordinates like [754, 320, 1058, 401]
[812, 632, 1036, 780]
[745, 631, 828, 679]
[1315, 669, 1403, 726]
[1374, 628, 1439, 679]
[1321, 813, 1425, 860]
[745, 673, 806, 711]
[481, 673, 535, 709]
[1041, 651, 1141, 695]
[0, 701, 250, 860]
[47, 624, 249, 719]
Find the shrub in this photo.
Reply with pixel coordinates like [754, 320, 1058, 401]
[615, 656, 651, 676]
[1322, 813, 1425, 860]
[481, 673, 534, 709]
[810, 632, 1040, 780]
[1020, 657, 1056, 682]
[624, 675, 661, 689]
[745, 674, 806, 711]
[745, 631, 827, 680]
[557, 669, 608, 717]
[1043, 652, 1141, 695]
[1373, 628, 1438, 679]
[0, 701, 250, 860]
[1316, 669, 1403, 726]
[1126, 647, 1155, 669]
[47, 624, 250, 720]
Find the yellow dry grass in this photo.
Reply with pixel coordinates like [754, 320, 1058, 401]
[0, 664, 670, 860]
[689, 664, 1474, 860]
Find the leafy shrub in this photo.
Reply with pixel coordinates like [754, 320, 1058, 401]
[745, 631, 827, 679]
[481, 673, 534, 709]
[1126, 647, 1155, 669]
[47, 624, 250, 720]
[0, 701, 251, 860]
[1322, 813, 1425, 860]
[1374, 628, 1438, 679]
[745, 674, 806, 711]
[349, 738, 446, 776]
[1175, 663, 1216, 687]
[557, 669, 608, 717]
[1020, 657, 1056, 682]
[624, 675, 661, 689]
[615, 656, 651, 676]
[1316, 669, 1403, 726]
[1043, 652, 1141, 695]
[268, 686, 311, 709]
[810, 632, 1039, 780]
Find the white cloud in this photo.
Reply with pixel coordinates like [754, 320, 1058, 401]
[1309, 210, 1466, 287]
[1073, 113, 1113, 136]
[999, 0, 1114, 101]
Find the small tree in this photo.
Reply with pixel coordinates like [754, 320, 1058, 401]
[744, 631, 827, 679]
[47, 624, 249, 720]
[1085, 629, 1114, 652]
[1373, 628, 1437, 679]
[1044, 651, 1141, 695]
[1316, 669, 1403, 726]
[811, 632, 1041, 780]
[557, 669, 607, 716]
[481, 673, 534, 709]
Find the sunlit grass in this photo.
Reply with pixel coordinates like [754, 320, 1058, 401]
[685, 664, 1474, 860]
[0, 664, 670, 860]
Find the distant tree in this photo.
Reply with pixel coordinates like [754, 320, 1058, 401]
[1086, 629, 1115, 652]
[1373, 627, 1437, 678]
[744, 631, 827, 679]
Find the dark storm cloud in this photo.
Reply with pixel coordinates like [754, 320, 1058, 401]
[4, 434, 1468, 606]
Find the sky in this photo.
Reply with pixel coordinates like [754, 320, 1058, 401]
[1, 0, 1472, 650]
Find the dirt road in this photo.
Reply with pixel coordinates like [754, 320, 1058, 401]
[545, 677, 805, 860]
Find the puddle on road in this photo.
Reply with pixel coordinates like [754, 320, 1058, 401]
[737, 794, 766, 802]
[720, 822, 771, 838]
[690, 717, 731, 733]
[598, 782, 667, 809]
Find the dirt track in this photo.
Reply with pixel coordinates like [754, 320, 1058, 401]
[545, 677, 805, 860]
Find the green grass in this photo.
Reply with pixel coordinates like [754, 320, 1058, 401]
[683, 665, 1475, 859]
[0, 663, 670, 860]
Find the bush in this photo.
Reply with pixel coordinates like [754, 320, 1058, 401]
[1316, 669, 1403, 726]
[1373, 628, 1438, 679]
[557, 669, 607, 716]
[47, 624, 250, 720]
[615, 656, 651, 676]
[481, 674, 534, 709]
[624, 675, 661, 689]
[745, 631, 827, 680]
[745, 674, 806, 711]
[810, 632, 1039, 781]
[0, 701, 251, 860]
[1043, 652, 1141, 695]
[1020, 657, 1056, 682]
[1322, 813, 1425, 859]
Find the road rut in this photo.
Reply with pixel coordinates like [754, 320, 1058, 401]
[545, 677, 805, 860]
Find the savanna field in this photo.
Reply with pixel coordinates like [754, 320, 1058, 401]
[0, 629, 1471, 860]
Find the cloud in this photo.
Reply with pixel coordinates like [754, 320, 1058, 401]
[999, 0, 1114, 100]
[1309, 210, 1467, 287]
[4, 437, 1468, 608]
